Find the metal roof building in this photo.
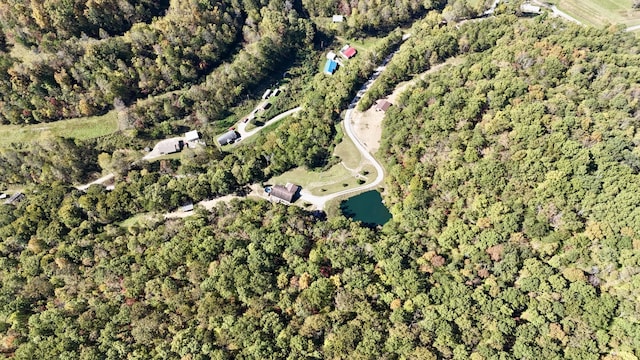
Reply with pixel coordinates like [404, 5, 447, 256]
[218, 130, 239, 145]
[324, 59, 338, 74]
[184, 130, 199, 142]
[340, 45, 357, 59]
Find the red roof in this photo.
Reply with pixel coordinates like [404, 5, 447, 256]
[342, 47, 357, 58]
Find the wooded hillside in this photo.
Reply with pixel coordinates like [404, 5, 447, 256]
[0, 10, 639, 358]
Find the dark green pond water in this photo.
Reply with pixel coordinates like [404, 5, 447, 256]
[340, 190, 391, 227]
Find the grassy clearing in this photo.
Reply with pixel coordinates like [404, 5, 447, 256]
[335, 35, 385, 53]
[269, 162, 376, 196]
[267, 120, 377, 195]
[119, 212, 162, 229]
[555, 0, 640, 27]
[0, 110, 119, 147]
[333, 124, 363, 169]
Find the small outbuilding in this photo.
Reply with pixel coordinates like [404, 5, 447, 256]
[324, 59, 338, 74]
[340, 45, 357, 59]
[332, 15, 344, 23]
[326, 51, 337, 60]
[184, 130, 199, 142]
[270, 183, 300, 204]
[181, 202, 194, 212]
[271, 88, 281, 97]
[218, 130, 239, 145]
[262, 89, 272, 99]
[375, 100, 392, 112]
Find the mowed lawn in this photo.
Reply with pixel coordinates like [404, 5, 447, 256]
[555, 0, 640, 27]
[0, 110, 119, 147]
[268, 123, 377, 196]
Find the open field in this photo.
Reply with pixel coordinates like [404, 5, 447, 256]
[0, 111, 119, 147]
[269, 162, 377, 196]
[269, 124, 376, 196]
[119, 212, 163, 229]
[553, 0, 640, 28]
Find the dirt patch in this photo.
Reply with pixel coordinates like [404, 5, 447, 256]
[350, 108, 385, 154]
[350, 57, 464, 155]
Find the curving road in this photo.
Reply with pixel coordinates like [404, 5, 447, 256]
[299, 50, 400, 210]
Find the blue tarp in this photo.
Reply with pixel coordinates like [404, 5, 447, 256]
[324, 59, 338, 74]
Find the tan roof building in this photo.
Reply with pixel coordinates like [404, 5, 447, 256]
[270, 183, 300, 203]
[375, 100, 392, 112]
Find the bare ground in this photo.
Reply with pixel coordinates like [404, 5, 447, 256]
[349, 57, 464, 154]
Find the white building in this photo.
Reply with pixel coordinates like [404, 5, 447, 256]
[184, 130, 199, 142]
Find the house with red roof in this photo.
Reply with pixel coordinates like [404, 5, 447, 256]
[340, 45, 357, 59]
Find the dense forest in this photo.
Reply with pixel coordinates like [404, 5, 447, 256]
[1, 0, 640, 359]
[0, 0, 445, 125]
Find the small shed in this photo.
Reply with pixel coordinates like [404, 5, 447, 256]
[326, 51, 337, 60]
[218, 130, 238, 145]
[324, 59, 338, 74]
[375, 100, 392, 112]
[332, 15, 344, 23]
[340, 46, 357, 59]
[184, 130, 199, 142]
[271, 88, 281, 97]
[262, 89, 272, 99]
[270, 183, 300, 203]
[181, 202, 194, 212]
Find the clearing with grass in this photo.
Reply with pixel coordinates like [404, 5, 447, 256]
[0, 111, 119, 148]
[552, 0, 640, 28]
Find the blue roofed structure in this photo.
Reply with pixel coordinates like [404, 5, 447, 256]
[324, 59, 338, 74]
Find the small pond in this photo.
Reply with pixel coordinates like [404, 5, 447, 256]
[340, 190, 391, 227]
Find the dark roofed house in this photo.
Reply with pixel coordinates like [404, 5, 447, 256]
[270, 183, 300, 204]
[375, 100, 392, 112]
[218, 130, 239, 145]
